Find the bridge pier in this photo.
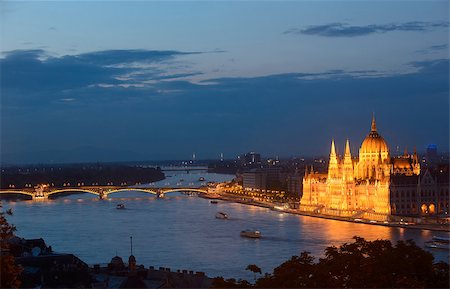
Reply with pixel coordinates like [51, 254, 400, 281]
[98, 191, 108, 200]
[33, 185, 49, 200]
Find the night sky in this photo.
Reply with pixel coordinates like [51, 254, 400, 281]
[1, 1, 448, 163]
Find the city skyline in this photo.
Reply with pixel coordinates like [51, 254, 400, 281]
[1, 1, 449, 163]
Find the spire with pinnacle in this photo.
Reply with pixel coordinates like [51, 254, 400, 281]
[371, 113, 377, 132]
[344, 139, 351, 157]
[128, 236, 136, 271]
[328, 139, 339, 178]
[412, 147, 420, 175]
[330, 139, 337, 156]
[130, 236, 133, 256]
[343, 139, 353, 180]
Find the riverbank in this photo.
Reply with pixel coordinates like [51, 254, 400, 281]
[200, 192, 450, 233]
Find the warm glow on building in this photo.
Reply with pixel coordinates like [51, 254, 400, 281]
[300, 115, 420, 221]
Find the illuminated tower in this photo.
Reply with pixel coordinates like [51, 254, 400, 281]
[328, 139, 340, 179]
[343, 139, 354, 181]
[412, 148, 421, 175]
[301, 114, 393, 221]
[356, 115, 390, 180]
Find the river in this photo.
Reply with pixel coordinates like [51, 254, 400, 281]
[3, 169, 449, 280]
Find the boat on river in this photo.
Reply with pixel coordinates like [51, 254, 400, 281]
[210, 200, 218, 204]
[215, 212, 228, 219]
[240, 230, 261, 238]
[425, 236, 450, 250]
[116, 204, 125, 209]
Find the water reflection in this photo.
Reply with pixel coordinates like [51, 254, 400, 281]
[2, 171, 449, 280]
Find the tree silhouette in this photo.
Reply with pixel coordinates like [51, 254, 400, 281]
[246, 264, 262, 282]
[0, 204, 22, 288]
[212, 237, 450, 288]
[255, 252, 315, 288]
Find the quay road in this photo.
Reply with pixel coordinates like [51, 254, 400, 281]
[209, 188, 450, 233]
[0, 184, 208, 200]
[160, 166, 208, 172]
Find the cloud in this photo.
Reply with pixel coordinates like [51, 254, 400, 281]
[0, 49, 202, 107]
[284, 21, 449, 37]
[1, 49, 448, 162]
[409, 58, 449, 77]
[74, 49, 201, 66]
[415, 43, 448, 54]
[429, 44, 448, 51]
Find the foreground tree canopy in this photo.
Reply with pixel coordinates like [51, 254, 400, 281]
[212, 237, 449, 288]
[0, 204, 22, 289]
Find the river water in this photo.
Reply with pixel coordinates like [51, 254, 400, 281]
[3, 169, 449, 280]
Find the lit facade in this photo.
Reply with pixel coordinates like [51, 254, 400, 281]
[300, 116, 420, 221]
[390, 169, 449, 217]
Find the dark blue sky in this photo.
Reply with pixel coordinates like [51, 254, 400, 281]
[1, 1, 448, 163]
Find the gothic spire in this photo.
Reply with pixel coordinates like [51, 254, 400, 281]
[130, 236, 133, 256]
[371, 113, 377, 132]
[344, 139, 351, 157]
[328, 139, 339, 179]
[413, 147, 418, 162]
[331, 139, 337, 156]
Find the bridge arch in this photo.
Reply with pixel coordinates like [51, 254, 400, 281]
[0, 190, 34, 198]
[106, 188, 158, 196]
[161, 188, 208, 195]
[46, 189, 100, 198]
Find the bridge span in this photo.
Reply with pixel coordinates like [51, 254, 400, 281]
[0, 185, 209, 200]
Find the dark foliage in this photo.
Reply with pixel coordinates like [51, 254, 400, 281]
[0, 204, 22, 288]
[246, 264, 262, 282]
[212, 236, 450, 288]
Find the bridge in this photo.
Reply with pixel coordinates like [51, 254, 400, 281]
[159, 166, 208, 173]
[0, 185, 209, 200]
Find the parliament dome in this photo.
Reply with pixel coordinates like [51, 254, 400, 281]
[360, 116, 389, 153]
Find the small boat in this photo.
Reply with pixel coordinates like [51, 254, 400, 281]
[116, 204, 125, 209]
[215, 212, 229, 219]
[199, 177, 205, 181]
[240, 230, 261, 238]
[425, 236, 450, 250]
[210, 200, 218, 204]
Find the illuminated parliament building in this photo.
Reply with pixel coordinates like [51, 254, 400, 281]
[299, 116, 447, 221]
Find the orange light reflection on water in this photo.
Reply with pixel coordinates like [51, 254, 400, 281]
[296, 214, 442, 249]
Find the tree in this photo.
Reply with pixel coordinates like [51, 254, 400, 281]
[246, 264, 262, 282]
[0, 204, 22, 288]
[211, 277, 251, 288]
[256, 252, 316, 288]
[214, 236, 449, 288]
[254, 236, 449, 288]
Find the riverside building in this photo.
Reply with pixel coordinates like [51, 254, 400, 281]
[300, 116, 430, 221]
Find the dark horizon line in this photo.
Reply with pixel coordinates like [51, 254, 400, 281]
[1, 151, 448, 167]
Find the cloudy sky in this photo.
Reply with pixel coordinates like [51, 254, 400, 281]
[0, 1, 448, 163]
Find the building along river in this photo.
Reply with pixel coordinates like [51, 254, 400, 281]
[3, 169, 449, 281]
